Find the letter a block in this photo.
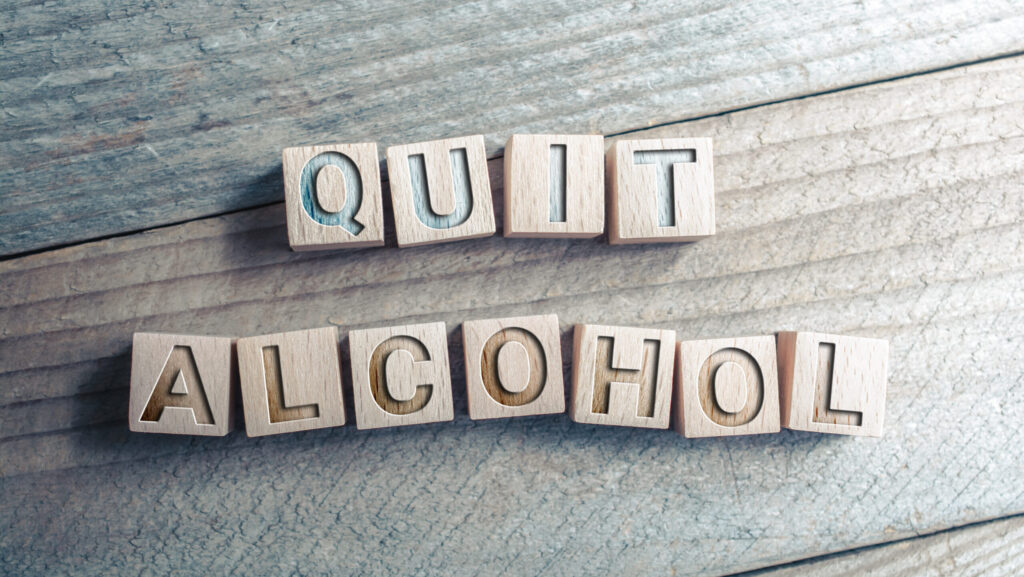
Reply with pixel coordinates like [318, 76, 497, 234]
[675, 336, 780, 438]
[503, 134, 604, 238]
[606, 138, 715, 244]
[349, 322, 455, 429]
[386, 135, 496, 247]
[129, 332, 236, 436]
[778, 331, 888, 437]
[570, 324, 675, 429]
[462, 314, 565, 420]
[237, 327, 347, 437]
[283, 143, 385, 250]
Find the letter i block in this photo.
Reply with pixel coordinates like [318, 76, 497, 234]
[462, 314, 566, 420]
[503, 134, 604, 238]
[570, 324, 675, 429]
[237, 327, 347, 437]
[129, 332, 236, 436]
[778, 331, 889, 437]
[606, 138, 715, 244]
[675, 336, 780, 438]
[283, 143, 385, 250]
[349, 322, 455, 429]
[386, 135, 496, 247]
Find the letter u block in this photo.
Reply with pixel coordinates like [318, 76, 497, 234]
[778, 331, 888, 437]
[386, 135, 496, 247]
[349, 322, 455, 429]
[606, 138, 715, 244]
[237, 327, 347, 437]
[283, 143, 386, 250]
[128, 332, 236, 436]
[570, 324, 675, 429]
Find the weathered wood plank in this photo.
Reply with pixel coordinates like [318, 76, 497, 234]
[2, 0, 1023, 255]
[1, 56, 1024, 576]
[741, 514, 1024, 577]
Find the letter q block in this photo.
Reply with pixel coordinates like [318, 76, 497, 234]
[778, 331, 888, 437]
[283, 143, 385, 250]
[607, 138, 715, 244]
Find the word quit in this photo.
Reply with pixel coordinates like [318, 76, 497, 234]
[283, 135, 715, 249]
[128, 316, 888, 439]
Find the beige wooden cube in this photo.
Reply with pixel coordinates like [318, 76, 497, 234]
[503, 134, 604, 238]
[462, 314, 565, 420]
[128, 332, 236, 436]
[675, 335, 780, 438]
[349, 322, 454, 429]
[606, 138, 715, 244]
[778, 331, 889, 437]
[237, 327, 347, 437]
[386, 135, 495, 247]
[570, 324, 675, 429]
[283, 143, 385, 250]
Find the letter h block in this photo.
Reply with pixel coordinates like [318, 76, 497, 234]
[607, 138, 715, 244]
[570, 324, 675, 429]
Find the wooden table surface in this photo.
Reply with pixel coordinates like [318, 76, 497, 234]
[2, 1, 1023, 575]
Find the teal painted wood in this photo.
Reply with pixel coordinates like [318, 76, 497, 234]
[633, 148, 696, 227]
[549, 144, 567, 222]
[409, 148, 473, 229]
[1, 0, 1023, 254]
[299, 151, 365, 236]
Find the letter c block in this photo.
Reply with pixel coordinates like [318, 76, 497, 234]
[462, 314, 565, 420]
[283, 142, 385, 250]
[128, 332, 236, 436]
[349, 322, 455, 429]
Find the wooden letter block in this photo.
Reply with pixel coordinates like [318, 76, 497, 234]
[283, 142, 385, 250]
[675, 336, 780, 438]
[462, 314, 565, 420]
[237, 327, 346, 437]
[778, 331, 888, 437]
[606, 137, 715, 244]
[570, 324, 675, 429]
[129, 332, 236, 436]
[503, 134, 604, 238]
[386, 135, 496, 247]
[349, 322, 454, 429]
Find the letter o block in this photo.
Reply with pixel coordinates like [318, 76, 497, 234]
[778, 331, 888, 437]
[128, 332, 236, 436]
[462, 314, 565, 420]
[283, 143, 385, 250]
[607, 138, 715, 244]
[675, 336, 781, 438]
[570, 324, 676, 429]
[349, 322, 455, 429]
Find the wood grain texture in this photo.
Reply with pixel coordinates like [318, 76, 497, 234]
[570, 323, 676, 428]
[462, 314, 565, 420]
[2, 56, 1024, 575]
[386, 135, 496, 247]
[128, 332, 235, 436]
[237, 326, 346, 437]
[2, 0, 1024, 255]
[675, 336, 780, 438]
[503, 134, 604, 238]
[778, 331, 888, 437]
[349, 322, 454, 429]
[282, 143, 385, 250]
[744, 514, 1024, 577]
